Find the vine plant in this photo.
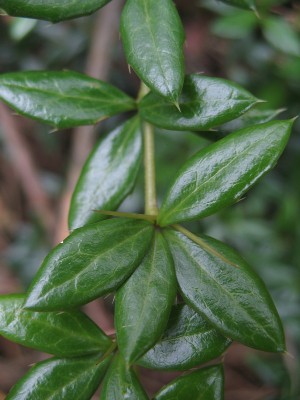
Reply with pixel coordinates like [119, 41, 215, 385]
[0, 0, 295, 399]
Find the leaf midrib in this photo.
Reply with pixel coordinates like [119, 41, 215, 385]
[39, 225, 152, 298]
[124, 235, 158, 360]
[76, 119, 141, 216]
[3, 305, 104, 352]
[157, 326, 215, 346]
[172, 235, 276, 343]
[139, 0, 175, 97]
[1, 82, 132, 105]
[143, 97, 253, 112]
[163, 126, 278, 220]
[44, 361, 99, 400]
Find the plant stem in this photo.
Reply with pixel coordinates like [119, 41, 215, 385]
[139, 82, 158, 216]
[137, 81, 149, 101]
[143, 120, 158, 216]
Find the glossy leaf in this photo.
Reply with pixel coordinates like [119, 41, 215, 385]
[198, 107, 285, 142]
[6, 354, 111, 400]
[154, 365, 224, 400]
[0, 71, 136, 129]
[219, 0, 256, 11]
[121, 0, 185, 102]
[138, 304, 231, 371]
[140, 74, 259, 131]
[0, 0, 112, 23]
[69, 117, 142, 230]
[158, 120, 293, 226]
[100, 354, 149, 400]
[115, 231, 176, 364]
[263, 17, 300, 58]
[165, 229, 285, 352]
[220, 107, 285, 134]
[0, 294, 111, 356]
[25, 218, 154, 311]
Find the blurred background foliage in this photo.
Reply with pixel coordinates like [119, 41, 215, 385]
[0, 0, 299, 399]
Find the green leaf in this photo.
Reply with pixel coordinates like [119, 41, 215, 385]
[197, 108, 285, 142]
[25, 218, 154, 311]
[100, 354, 149, 400]
[138, 304, 231, 371]
[6, 354, 111, 400]
[154, 364, 224, 400]
[164, 229, 285, 352]
[0, 71, 136, 129]
[212, 11, 257, 40]
[158, 120, 293, 226]
[0, 294, 111, 357]
[219, 0, 256, 11]
[220, 107, 285, 134]
[69, 117, 142, 230]
[198, 107, 285, 142]
[115, 231, 176, 364]
[0, 0, 112, 23]
[140, 75, 259, 131]
[121, 0, 185, 102]
[263, 17, 300, 58]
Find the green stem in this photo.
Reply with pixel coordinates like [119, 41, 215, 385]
[139, 82, 158, 216]
[143, 120, 158, 216]
[137, 81, 150, 102]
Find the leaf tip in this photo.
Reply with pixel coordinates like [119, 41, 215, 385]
[289, 115, 299, 124]
[281, 116, 299, 137]
[173, 100, 181, 112]
[0, 8, 8, 16]
[49, 127, 59, 134]
[277, 107, 287, 115]
[255, 98, 268, 104]
[277, 344, 287, 353]
[270, 327, 286, 353]
[252, 5, 260, 19]
[284, 350, 295, 359]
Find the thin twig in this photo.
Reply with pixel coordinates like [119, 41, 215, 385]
[0, 103, 54, 236]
